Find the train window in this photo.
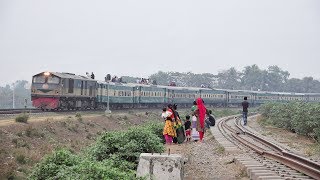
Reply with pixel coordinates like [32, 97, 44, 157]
[68, 79, 74, 93]
[81, 81, 84, 95]
[47, 76, 60, 84]
[33, 76, 46, 83]
[84, 82, 87, 95]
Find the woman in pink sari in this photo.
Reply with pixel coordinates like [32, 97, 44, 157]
[195, 98, 207, 142]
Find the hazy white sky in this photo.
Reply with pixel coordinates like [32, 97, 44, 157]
[0, 0, 319, 86]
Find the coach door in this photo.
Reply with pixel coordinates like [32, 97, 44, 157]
[167, 89, 174, 104]
[99, 84, 103, 102]
[133, 86, 140, 105]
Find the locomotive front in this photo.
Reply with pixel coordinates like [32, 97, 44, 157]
[31, 72, 62, 110]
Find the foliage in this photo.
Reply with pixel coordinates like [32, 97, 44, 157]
[90, 125, 165, 163]
[149, 65, 320, 93]
[16, 154, 27, 164]
[141, 122, 165, 140]
[0, 80, 32, 109]
[259, 102, 320, 141]
[29, 149, 138, 180]
[216, 67, 241, 89]
[75, 113, 82, 122]
[15, 113, 29, 123]
[29, 123, 164, 179]
[29, 149, 80, 179]
[149, 71, 216, 88]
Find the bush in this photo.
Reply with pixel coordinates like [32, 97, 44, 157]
[29, 149, 137, 180]
[259, 102, 320, 142]
[16, 154, 27, 164]
[15, 113, 29, 123]
[29, 149, 80, 179]
[30, 123, 165, 179]
[141, 122, 164, 140]
[90, 126, 165, 164]
[75, 113, 82, 122]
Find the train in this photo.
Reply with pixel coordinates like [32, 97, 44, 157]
[31, 71, 320, 110]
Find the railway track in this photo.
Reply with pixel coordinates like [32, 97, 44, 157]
[0, 108, 42, 115]
[213, 115, 320, 180]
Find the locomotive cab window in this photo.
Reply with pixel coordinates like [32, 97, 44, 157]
[33, 74, 59, 84]
[33, 76, 46, 83]
[47, 76, 60, 84]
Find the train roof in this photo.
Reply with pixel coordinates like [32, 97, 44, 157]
[97, 81, 138, 87]
[33, 72, 97, 81]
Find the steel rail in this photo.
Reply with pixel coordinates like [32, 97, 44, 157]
[221, 116, 320, 179]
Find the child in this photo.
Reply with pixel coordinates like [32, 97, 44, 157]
[184, 115, 191, 142]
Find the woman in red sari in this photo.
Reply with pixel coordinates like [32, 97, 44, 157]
[195, 98, 207, 142]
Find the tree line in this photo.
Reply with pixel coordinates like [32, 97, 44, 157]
[0, 80, 31, 109]
[149, 64, 320, 93]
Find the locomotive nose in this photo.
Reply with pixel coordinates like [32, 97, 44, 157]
[32, 97, 59, 110]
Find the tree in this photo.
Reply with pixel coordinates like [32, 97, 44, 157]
[0, 80, 31, 108]
[216, 67, 241, 89]
[265, 65, 290, 92]
[241, 64, 265, 91]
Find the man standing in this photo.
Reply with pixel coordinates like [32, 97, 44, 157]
[242, 97, 249, 125]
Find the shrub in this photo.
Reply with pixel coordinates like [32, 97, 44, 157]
[29, 149, 80, 179]
[259, 102, 320, 142]
[30, 123, 165, 179]
[75, 113, 82, 122]
[26, 126, 44, 138]
[30, 150, 144, 179]
[16, 154, 27, 164]
[90, 125, 165, 164]
[15, 113, 29, 123]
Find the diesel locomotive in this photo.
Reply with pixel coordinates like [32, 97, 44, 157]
[31, 71, 320, 110]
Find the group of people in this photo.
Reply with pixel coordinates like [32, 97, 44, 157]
[161, 96, 249, 145]
[161, 98, 215, 145]
[86, 72, 95, 79]
[136, 78, 157, 85]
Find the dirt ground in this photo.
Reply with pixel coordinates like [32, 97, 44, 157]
[0, 112, 318, 179]
[168, 131, 248, 180]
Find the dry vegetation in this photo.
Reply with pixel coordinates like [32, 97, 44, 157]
[0, 111, 161, 179]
